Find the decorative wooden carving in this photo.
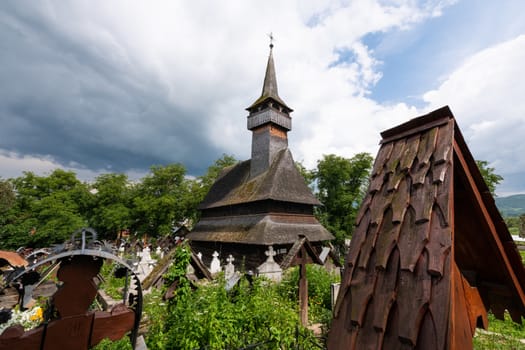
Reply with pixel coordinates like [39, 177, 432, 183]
[0, 253, 139, 350]
[328, 107, 525, 349]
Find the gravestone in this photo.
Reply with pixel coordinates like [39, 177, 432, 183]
[257, 246, 282, 282]
[224, 255, 235, 280]
[209, 251, 221, 274]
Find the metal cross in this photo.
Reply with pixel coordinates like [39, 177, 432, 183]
[268, 32, 275, 48]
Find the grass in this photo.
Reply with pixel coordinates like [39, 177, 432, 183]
[474, 312, 525, 349]
[519, 250, 525, 265]
[472, 250, 525, 349]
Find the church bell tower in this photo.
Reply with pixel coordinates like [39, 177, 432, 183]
[246, 42, 293, 178]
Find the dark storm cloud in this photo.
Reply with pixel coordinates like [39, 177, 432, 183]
[0, 3, 220, 176]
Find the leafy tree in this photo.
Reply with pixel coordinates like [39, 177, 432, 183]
[1, 170, 90, 249]
[89, 173, 133, 241]
[295, 161, 316, 190]
[314, 153, 373, 250]
[476, 160, 503, 196]
[0, 179, 15, 214]
[132, 164, 192, 237]
[520, 214, 525, 238]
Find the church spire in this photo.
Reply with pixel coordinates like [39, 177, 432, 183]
[247, 40, 292, 113]
[246, 39, 294, 178]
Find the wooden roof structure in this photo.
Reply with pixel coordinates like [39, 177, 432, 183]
[197, 149, 321, 210]
[188, 44, 332, 271]
[190, 149, 331, 246]
[327, 106, 525, 349]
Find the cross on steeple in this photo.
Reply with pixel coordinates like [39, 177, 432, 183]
[268, 32, 275, 49]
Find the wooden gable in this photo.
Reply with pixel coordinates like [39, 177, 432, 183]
[327, 106, 525, 349]
[280, 236, 323, 270]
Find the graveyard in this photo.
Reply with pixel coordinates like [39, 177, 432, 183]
[1, 43, 525, 350]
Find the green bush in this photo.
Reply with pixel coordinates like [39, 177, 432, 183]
[143, 244, 321, 349]
[98, 261, 128, 300]
[279, 264, 340, 327]
[473, 312, 525, 349]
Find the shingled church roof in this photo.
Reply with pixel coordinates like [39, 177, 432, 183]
[199, 148, 321, 209]
[328, 106, 525, 349]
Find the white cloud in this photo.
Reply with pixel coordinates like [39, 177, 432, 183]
[0, 0, 462, 181]
[423, 34, 525, 193]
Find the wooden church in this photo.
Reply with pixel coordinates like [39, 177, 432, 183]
[327, 106, 525, 349]
[187, 44, 333, 272]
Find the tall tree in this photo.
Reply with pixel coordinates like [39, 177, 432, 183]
[89, 173, 133, 241]
[476, 160, 503, 196]
[314, 153, 373, 251]
[132, 164, 192, 237]
[0, 179, 15, 214]
[1, 170, 90, 249]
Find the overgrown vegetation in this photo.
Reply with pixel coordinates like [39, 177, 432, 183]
[140, 244, 331, 349]
[473, 312, 525, 349]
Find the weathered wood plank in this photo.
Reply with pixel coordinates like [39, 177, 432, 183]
[432, 161, 449, 184]
[461, 274, 487, 334]
[411, 173, 436, 224]
[415, 311, 438, 350]
[434, 120, 453, 164]
[416, 127, 438, 169]
[429, 251, 451, 350]
[385, 139, 406, 176]
[372, 142, 393, 177]
[397, 251, 431, 346]
[346, 210, 370, 268]
[434, 164, 451, 226]
[369, 186, 394, 226]
[386, 170, 405, 193]
[350, 252, 378, 327]
[372, 249, 400, 331]
[355, 299, 381, 350]
[450, 263, 474, 349]
[375, 208, 401, 270]
[357, 223, 379, 269]
[399, 134, 420, 172]
[411, 160, 431, 187]
[0, 325, 42, 350]
[91, 305, 135, 346]
[327, 285, 354, 348]
[391, 176, 410, 223]
[426, 209, 452, 277]
[369, 173, 385, 194]
[299, 261, 308, 327]
[43, 314, 95, 350]
[380, 304, 403, 350]
[398, 208, 430, 272]
[355, 193, 372, 226]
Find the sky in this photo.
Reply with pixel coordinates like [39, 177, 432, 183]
[1, 0, 525, 195]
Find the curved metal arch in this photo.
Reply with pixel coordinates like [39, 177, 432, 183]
[4, 229, 143, 349]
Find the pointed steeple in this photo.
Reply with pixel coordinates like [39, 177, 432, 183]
[246, 41, 294, 178]
[247, 43, 292, 113]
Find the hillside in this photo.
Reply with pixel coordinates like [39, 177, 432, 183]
[495, 194, 525, 217]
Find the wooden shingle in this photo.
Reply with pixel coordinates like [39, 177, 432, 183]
[328, 106, 525, 349]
